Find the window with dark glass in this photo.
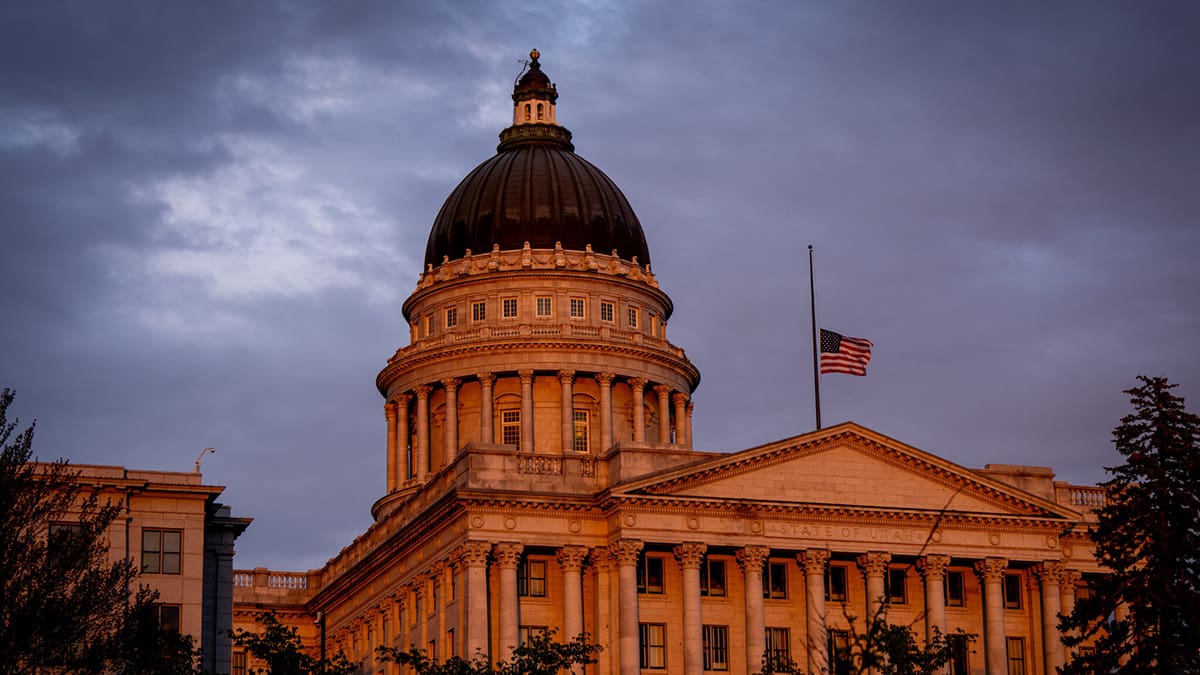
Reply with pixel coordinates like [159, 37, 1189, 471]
[142, 528, 181, 574]
[700, 559, 726, 597]
[519, 626, 547, 645]
[502, 298, 518, 318]
[1004, 574, 1023, 609]
[829, 629, 852, 675]
[501, 410, 521, 446]
[639, 623, 666, 669]
[826, 565, 847, 602]
[517, 558, 546, 597]
[232, 652, 247, 675]
[157, 604, 182, 633]
[569, 298, 585, 318]
[472, 301, 486, 322]
[765, 627, 790, 665]
[888, 567, 908, 604]
[702, 625, 728, 671]
[600, 301, 614, 322]
[1006, 637, 1026, 675]
[627, 307, 639, 328]
[536, 296, 552, 317]
[945, 570, 965, 607]
[763, 561, 787, 599]
[445, 307, 457, 328]
[948, 634, 970, 675]
[638, 555, 665, 594]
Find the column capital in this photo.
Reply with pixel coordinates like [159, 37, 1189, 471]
[441, 377, 461, 391]
[916, 554, 951, 581]
[609, 538, 644, 565]
[409, 576, 426, 599]
[856, 551, 892, 577]
[686, 401, 694, 414]
[494, 542, 524, 569]
[518, 369, 535, 384]
[557, 545, 589, 572]
[672, 391, 689, 405]
[476, 372, 496, 387]
[673, 542, 707, 570]
[798, 548, 830, 575]
[1031, 561, 1065, 586]
[974, 557, 1009, 582]
[557, 369, 576, 384]
[595, 372, 616, 386]
[428, 560, 447, 581]
[414, 384, 432, 399]
[1061, 568, 1082, 587]
[627, 377, 647, 391]
[590, 546, 615, 572]
[384, 401, 398, 418]
[456, 541, 492, 568]
[394, 392, 412, 405]
[736, 545, 771, 572]
[653, 383, 672, 396]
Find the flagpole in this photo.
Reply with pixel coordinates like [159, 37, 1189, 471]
[809, 244, 822, 430]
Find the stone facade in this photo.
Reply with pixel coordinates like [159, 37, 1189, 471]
[232, 52, 1104, 675]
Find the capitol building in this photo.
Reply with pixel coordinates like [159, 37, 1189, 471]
[232, 51, 1105, 675]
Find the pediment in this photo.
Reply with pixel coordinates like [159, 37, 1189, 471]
[616, 422, 1077, 520]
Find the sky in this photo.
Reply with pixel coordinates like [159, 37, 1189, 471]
[2, 2, 1197, 572]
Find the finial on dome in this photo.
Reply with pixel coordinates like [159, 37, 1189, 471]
[530, 48, 540, 64]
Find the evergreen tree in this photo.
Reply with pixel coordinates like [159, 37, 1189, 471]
[1061, 376, 1200, 674]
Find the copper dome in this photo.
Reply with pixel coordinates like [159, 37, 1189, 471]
[423, 53, 651, 267]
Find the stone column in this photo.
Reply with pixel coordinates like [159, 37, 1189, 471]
[799, 549, 830, 675]
[415, 385, 432, 480]
[519, 370, 535, 453]
[629, 378, 647, 442]
[1033, 562, 1065, 673]
[385, 401, 398, 492]
[917, 555, 950, 655]
[478, 373, 495, 443]
[674, 543, 707, 675]
[559, 370, 576, 452]
[673, 393, 688, 448]
[396, 393, 411, 484]
[737, 546, 771, 674]
[596, 373, 615, 452]
[442, 378, 461, 464]
[610, 539, 644, 675]
[685, 401, 694, 450]
[494, 543, 524, 659]
[558, 546, 589, 667]
[592, 547, 615, 675]
[459, 541, 492, 661]
[857, 551, 892, 627]
[430, 562, 447, 660]
[412, 577, 428, 656]
[974, 558, 1009, 675]
[1060, 569, 1081, 661]
[654, 385, 672, 444]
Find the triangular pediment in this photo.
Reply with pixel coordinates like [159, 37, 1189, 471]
[615, 422, 1078, 520]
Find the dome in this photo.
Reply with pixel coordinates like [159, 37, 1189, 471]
[423, 52, 651, 267]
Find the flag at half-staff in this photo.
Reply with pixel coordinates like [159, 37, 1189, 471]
[820, 329, 873, 376]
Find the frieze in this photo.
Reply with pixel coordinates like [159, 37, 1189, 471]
[768, 521, 927, 544]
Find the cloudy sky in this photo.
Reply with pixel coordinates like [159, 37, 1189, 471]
[2, 2, 1197, 571]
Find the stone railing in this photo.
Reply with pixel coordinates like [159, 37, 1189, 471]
[416, 242, 658, 290]
[232, 567, 319, 604]
[392, 321, 686, 362]
[1061, 485, 1106, 509]
[517, 455, 562, 475]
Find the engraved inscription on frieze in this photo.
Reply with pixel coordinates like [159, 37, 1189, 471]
[767, 522, 927, 544]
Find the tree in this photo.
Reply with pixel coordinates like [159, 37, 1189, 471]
[229, 611, 356, 675]
[0, 388, 196, 674]
[377, 629, 601, 675]
[1060, 376, 1200, 674]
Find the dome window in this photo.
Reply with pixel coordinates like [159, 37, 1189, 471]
[569, 298, 586, 319]
[445, 307, 458, 328]
[524, 104, 531, 121]
[600, 301, 614, 323]
[537, 103, 544, 120]
[502, 298, 518, 319]
[536, 296, 553, 317]
[472, 301, 487, 322]
[501, 410, 521, 446]
[627, 307, 639, 328]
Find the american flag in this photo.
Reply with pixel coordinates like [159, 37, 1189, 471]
[820, 329, 873, 376]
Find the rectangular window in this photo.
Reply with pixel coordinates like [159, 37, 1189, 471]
[48, 522, 83, 557]
[445, 307, 457, 328]
[536, 296, 553, 317]
[830, 629, 852, 675]
[502, 298, 518, 318]
[502, 410, 521, 446]
[639, 623, 666, 669]
[157, 604, 182, 633]
[1006, 637, 1026, 675]
[765, 627, 790, 666]
[638, 556, 665, 594]
[425, 313, 434, 335]
[142, 528, 181, 575]
[232, 652, 247, 675]
[519, 626, 547, 645]
[569, 297, 586, 318]
[472, 301, 486, 322]
[763, 561, 787, 599]
[572, 410, 589, 452]
[948, 634, 970, 675]
[700, 559, 727, 597]
[826, 565, 848, 602]
[600, 301, 614, 322]
[888, 567, 908, 604]
[702, 625, 729, 671]
[446, 629, 455, 658]
[517, 559, 546, 597]
[945, 570, 965, 607]
[627, 307, 639, 328]
[1004, 574, 1023, 609]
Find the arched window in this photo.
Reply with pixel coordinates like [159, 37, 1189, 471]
[536, 103, 544, 120]
[524, 104, 531, 121]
